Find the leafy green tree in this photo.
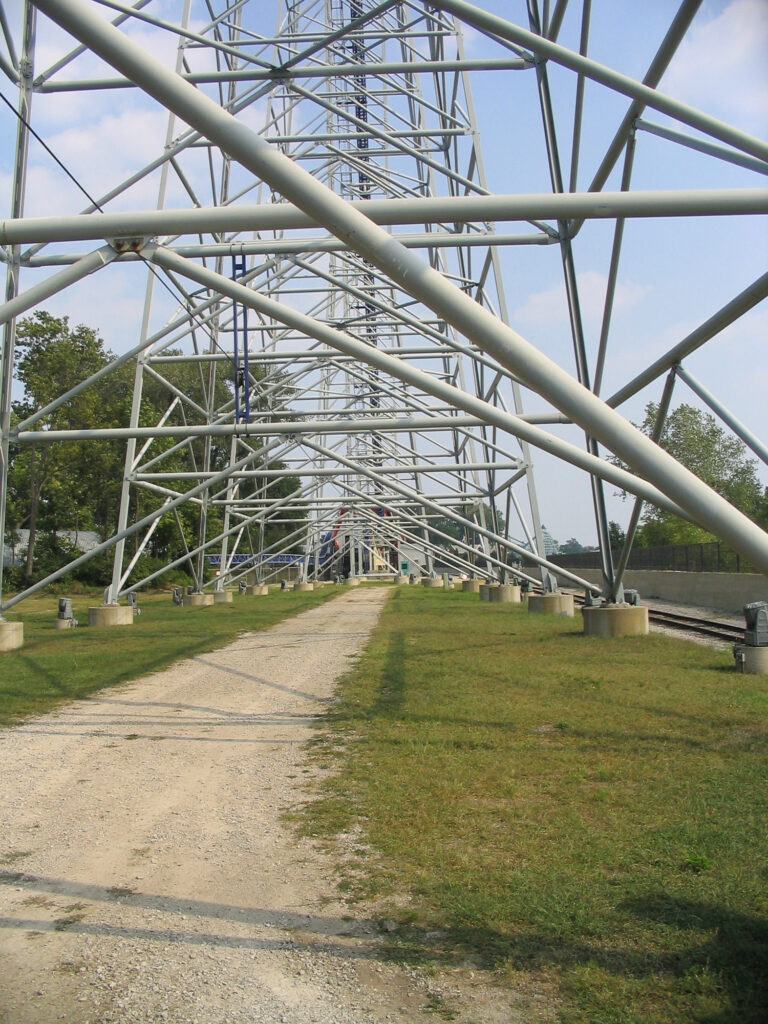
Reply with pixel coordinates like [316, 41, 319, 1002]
[9, 312, 127, 577]
[608, 521, 626, 549]
[631, 403, 764, 546]
[559, 537, 585, 554]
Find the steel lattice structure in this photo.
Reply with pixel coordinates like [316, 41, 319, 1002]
[1, 0, 767, 618]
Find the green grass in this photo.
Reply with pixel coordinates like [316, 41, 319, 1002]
[0, 585, 337, 726]
[301, 587, 768, 1024]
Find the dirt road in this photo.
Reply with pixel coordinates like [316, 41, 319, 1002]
[0, 587, 523, 1024]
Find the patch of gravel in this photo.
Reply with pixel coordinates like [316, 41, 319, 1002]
[0, 588, 535, 1024]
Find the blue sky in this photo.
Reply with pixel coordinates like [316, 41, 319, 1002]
[1, 0, 766, 545]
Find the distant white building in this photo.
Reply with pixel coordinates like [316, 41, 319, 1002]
[540, 525, 560, 556]
[2, 529, 102, 567]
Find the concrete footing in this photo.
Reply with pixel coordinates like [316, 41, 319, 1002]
[734, 644, 768, 675]
[295, 582, 314, 592]
[394, 575, 409, 585]
[344, 577, 360, 587]
[527, 593, 574, 617]
[462, 579, 481, 594]
[581, 603, 648, 636]
[89, 604, 134, 626]
[54, 618, 77, 630]
[246, 584, 269, 595]
[0, 621, 23, 651]
[490, 584, 522, 604]
[422, 578, 443, 588]
[182, 593, 214, 607]
[213, 590, 233, 604]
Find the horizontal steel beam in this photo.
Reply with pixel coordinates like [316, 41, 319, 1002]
[133, 460, 520, 480]
[2, 188, 765, 244]
[23, 230, 553, 264]
[36, 56, 531, 91]
[13, 413, 486, 441]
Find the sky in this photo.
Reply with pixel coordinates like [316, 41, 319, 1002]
[0, 0, 766, 547]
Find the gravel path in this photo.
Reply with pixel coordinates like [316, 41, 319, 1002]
[0, 587, 520, 1024]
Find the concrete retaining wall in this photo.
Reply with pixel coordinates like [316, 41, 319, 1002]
[568, 569, 768, 614]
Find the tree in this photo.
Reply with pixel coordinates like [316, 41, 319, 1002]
[630, 403, 764, 546]
[559, 537, 584, 554]
[608, 521, 625, 549]
[9, 312, 127, 577]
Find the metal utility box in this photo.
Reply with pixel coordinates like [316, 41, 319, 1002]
[743, 601, 768, 646]
[58, 597, 73, 620]
[624, 589, 639, 606]
[238, 580, 247, 594]
[172, 586, 184, 605]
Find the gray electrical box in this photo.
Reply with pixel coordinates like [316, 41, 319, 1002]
[624, 589, 639, 606]
[743, 601, 768, 646]
[58, 597, 73, 620]
[172, 586, 184, 605]
[238, 580, 247, 594]
[126, 592, 140, 615]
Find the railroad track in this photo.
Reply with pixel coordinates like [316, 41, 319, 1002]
[644, 608, 743, 644]
[565, 591, 743, 644]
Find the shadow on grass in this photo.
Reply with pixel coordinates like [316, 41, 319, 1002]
[371, 629, 407, 716]
[374, 894, 767, 1022]
[8, 868, 761, 1020]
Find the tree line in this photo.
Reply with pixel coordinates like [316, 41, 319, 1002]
[4, 311, 300, 589]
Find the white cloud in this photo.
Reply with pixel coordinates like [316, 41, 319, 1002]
[27, 107, 170, 211]
[513, 269, 649, 328]
[661, 0, 768, 135]
[457, 22, 484, 55]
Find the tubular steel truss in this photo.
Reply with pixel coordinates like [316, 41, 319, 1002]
[1, 0, 766, 615]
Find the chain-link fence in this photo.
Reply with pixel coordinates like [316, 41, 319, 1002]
[549, 541, 755, 574]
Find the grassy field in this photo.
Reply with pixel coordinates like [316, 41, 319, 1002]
[302, 587, 768, 1024]
[0, 585, 336, 727]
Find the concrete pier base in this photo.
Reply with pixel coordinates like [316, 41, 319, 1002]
[246, 584, 269, 595]
[462, 579, 481, 594]
[344, 577, 360, 587]
[734, 644, 768, 675]
[527, 593, 574, 617]
[581, 604, 648, 636]
[182, 593, 214, 608]
[394, 575, 409, 585]
[422, 578, 443, 588]
[54, 618, 77, 630]
[490, 584, 521, 604]
[0, 621, 23, 651]
[89, 604, 134, 626]
[213, 591, 233, 604]
[295, 582, 314, 592]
